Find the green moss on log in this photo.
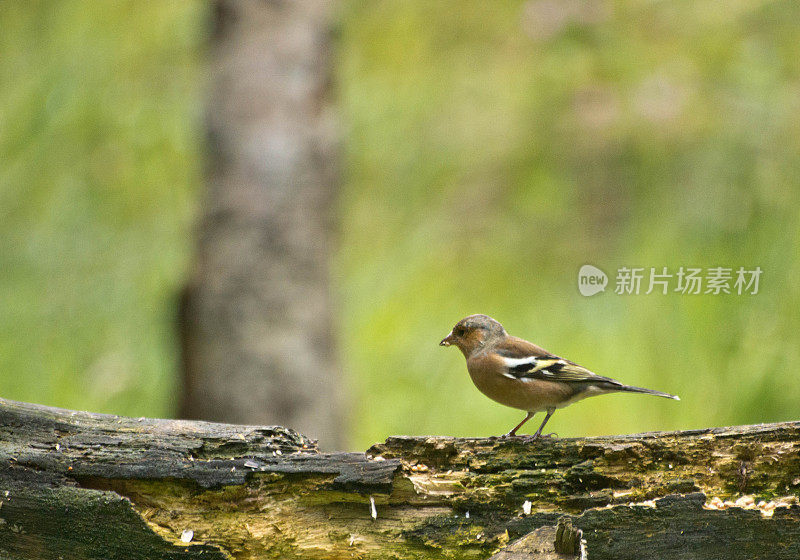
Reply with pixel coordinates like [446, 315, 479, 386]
[1, 397, 799, 559]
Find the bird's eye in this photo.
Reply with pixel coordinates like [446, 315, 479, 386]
[454, 325, 466, 336]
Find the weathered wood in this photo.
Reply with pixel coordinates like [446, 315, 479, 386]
[1, 397, 798, 559]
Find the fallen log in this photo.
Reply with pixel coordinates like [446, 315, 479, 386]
[0, 397, 798, 559]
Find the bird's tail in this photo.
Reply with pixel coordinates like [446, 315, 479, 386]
[617, 384, 680, 400]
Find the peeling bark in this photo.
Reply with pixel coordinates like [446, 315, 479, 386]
[1, 397, 798, 559]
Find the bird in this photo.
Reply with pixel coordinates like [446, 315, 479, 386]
[440, 314, 679, 438]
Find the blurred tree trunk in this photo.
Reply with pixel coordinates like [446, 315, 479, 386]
[179, 0, 344, 449]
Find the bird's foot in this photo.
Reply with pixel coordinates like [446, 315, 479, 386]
[531, 432, 559, 439]
[501, 431, 558, 439]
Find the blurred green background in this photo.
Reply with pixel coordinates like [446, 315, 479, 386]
[1, 1, 798, 450]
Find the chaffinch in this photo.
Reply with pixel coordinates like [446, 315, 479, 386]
[440, 314, 679, 438]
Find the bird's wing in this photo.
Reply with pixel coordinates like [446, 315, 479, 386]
[494, 337, 621, 386]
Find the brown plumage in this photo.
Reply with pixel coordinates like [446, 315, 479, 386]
[440, 314, 679, 437]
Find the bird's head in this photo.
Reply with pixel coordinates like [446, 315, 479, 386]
[440, 314, 506, 357]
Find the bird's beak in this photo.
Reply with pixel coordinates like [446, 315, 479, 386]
[440, 332, 454, 346]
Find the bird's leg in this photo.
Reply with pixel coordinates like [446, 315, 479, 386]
[531, 408, 556, 439]
[504, 412, 534, 437]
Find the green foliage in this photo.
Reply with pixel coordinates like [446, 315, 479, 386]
[335, 1, 800, 447]
[1, 1, 798, 449]
[0, 2, 207, 417]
